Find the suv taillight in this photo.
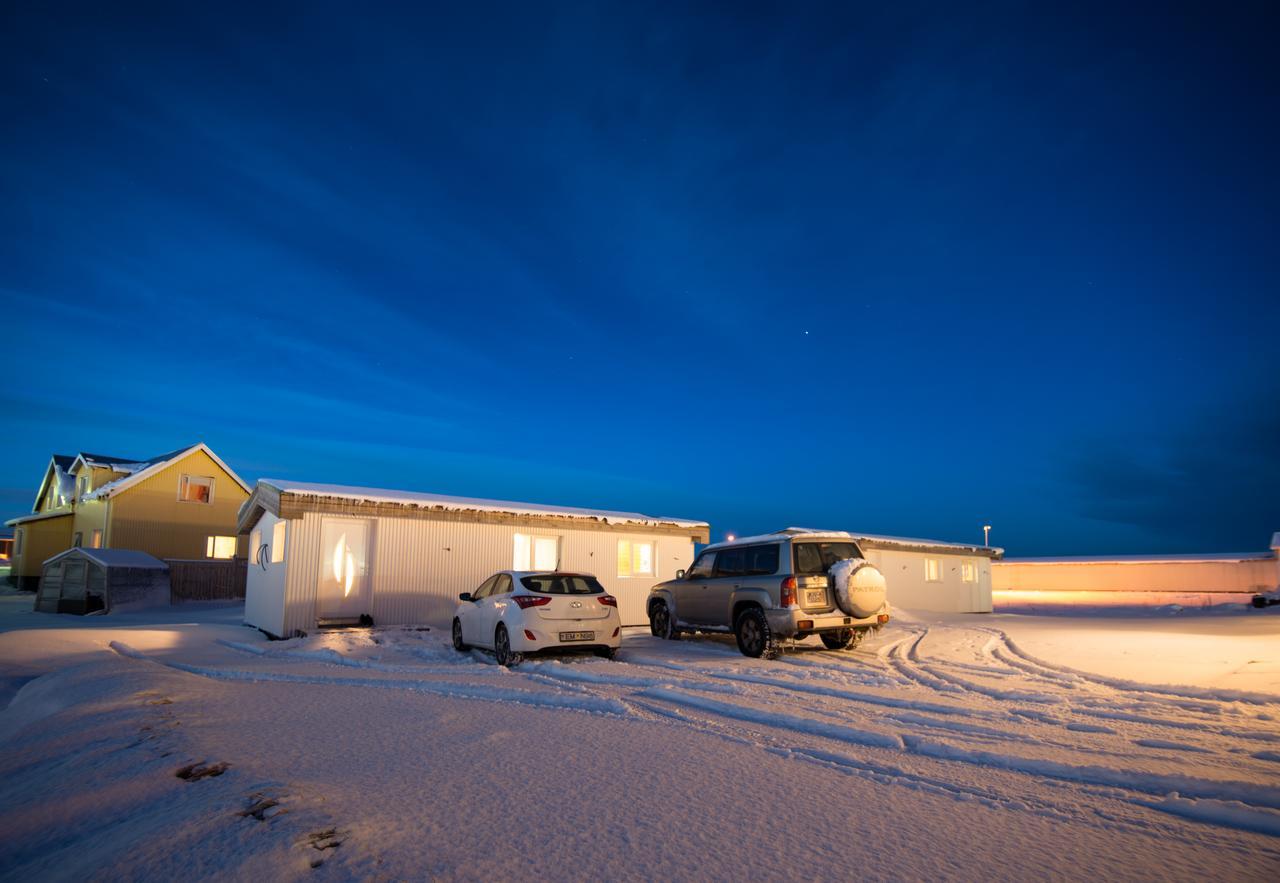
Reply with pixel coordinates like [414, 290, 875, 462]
[599, 595, 618, 607]
[512, 595, 552, 609]
[780, 576, 797, 607]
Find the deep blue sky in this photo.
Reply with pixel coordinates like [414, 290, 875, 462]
[2, 1, 1277, 555]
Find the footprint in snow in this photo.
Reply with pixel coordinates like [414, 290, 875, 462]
[175, 761, 230, 781]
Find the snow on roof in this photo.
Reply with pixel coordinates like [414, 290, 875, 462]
[704, 527, 1003, 557]
[259, 479, 709, 530]
[44, 548, 168, 569]
[998, 552, 1277, 565]
[87, 443, 251, 500]
[6, 509, 76, 526]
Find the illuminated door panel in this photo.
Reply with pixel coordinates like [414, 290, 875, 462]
[317, 518, 371, 620]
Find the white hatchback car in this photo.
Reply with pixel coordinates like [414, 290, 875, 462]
[452, 571, 622, 666]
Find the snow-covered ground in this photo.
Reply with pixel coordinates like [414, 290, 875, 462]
[1, 591, 1278, 880]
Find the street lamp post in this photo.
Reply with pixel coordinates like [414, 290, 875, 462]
[983, 524, 992, 546]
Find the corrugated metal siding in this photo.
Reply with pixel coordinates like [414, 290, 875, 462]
[107, 449, 248, 559]
[864, 549, 992, 613]
[278, 512, 695, 634]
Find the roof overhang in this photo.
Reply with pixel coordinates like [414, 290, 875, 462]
[237, 481, 710, 542]
[6, 509, 75, 527]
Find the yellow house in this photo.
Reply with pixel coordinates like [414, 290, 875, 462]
[6, 443, 250, 590]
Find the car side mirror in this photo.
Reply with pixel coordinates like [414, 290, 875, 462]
[676, 569, 686, 580]
[458, 592, 473, 602]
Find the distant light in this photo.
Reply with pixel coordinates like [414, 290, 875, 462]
[726, 533, 736, 542]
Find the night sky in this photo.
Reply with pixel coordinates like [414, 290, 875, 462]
[3, 2, 1277, 555]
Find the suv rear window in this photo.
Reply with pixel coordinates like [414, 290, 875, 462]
[520, 575, 605, 594]
[793, 542, 864, 575]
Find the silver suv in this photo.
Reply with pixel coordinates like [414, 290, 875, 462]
[647, 528, 891, 659]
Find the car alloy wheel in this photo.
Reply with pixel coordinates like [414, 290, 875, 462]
[494, 625, 516, 667]
[452, 618, 467, 652]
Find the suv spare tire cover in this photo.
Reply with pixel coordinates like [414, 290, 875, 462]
[830, 558, 886, 619]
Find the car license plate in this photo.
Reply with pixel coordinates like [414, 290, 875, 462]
[559, 631, 594, 642]
[805, 589, 826, 606]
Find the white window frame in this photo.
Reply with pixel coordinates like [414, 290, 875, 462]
[961, 561, 978, 583]
[91, 529, 103, 549]
[513, 533, 560, 571]
[178, 474, 215, 504]
[206, 535, 236, 559]
[924, 557, 942, 582]
[271, 521, 287, 564]
[617, 539, 655, 578]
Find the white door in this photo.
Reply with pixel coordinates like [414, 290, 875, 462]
[476, 574, 514, 645]
[317, 518, 371, 620]
[460, 575, 496, 644]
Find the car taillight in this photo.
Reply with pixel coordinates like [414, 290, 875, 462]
[512, 595, 552, 609]
[780, 577, 797, 607]
[599, 595, 618, 607]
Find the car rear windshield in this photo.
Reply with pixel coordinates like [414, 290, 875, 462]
[793, 542, 864, 575]
[519, 575, 605, 595]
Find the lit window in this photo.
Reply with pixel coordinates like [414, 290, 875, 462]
[924, 558, 941, 582]
[514, 533, 559, 570]
[271, 521, 287, 564]
[73, 532, 83, 548]
[91, 530, 102, 549]
[961, 561, 977, 583]
[250, 529, 263, 565]
[179, 474, 214, 504]
[617, 540, 654, 578]
[206, 535, 236, 559]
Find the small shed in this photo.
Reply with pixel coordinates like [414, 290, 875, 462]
[36, 548, 170, 614]
[842, 531, 1003, 613]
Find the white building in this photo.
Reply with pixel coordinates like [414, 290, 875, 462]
[845, 532, 1003, 613]
[237, 480, 708, 638]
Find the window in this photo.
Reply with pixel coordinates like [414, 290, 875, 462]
[250, 529, 263, 565]
[77, 476, 88, 499]
[271, 521, 287, 564]
[687, 551, 716, 579]
[493, 574, 513, 595]
[72, 532, 83, 548]
[91, 529, 102, 549]
[179, 474, 214, 504]
[743, 544, 780, 576]
[924, 558, 941, 582]
[206, 535, 236, 559]
[961, 561, 978, 583]
[617, 539, 654, 578]
[714, 548, 746, 577]
[793, 542, 864, 575]
[473, 575, 499, 600]
[521, 574, 606, 594]
[514, 534, 559, 571]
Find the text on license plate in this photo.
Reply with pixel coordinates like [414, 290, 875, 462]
[805, 589, 827, 605]
[559, 631, 595, 642]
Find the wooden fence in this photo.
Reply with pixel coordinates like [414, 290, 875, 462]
[167, 558, 247, 602]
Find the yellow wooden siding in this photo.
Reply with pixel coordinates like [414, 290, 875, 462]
[10, 515, 74, 578]
[72, 500, 109, 548]
[107, 449, 248, 559]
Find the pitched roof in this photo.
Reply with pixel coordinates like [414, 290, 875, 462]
[86, 443, 250, 500]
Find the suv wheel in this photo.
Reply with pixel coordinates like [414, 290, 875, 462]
[452, 618, 468, 652]
[494, 624, 520, 667]
[735, 608, 779, 660]
[650, 601, 679, 640]
[820, 629, 854, 650]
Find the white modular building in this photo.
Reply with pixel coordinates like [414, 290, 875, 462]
[845, 532, 1003, 613]
[237, 480, 709, 638]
